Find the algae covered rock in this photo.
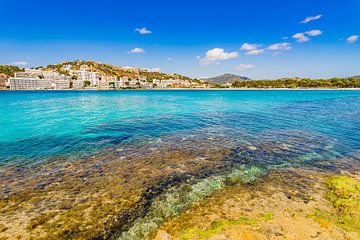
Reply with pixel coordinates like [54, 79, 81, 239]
[310, 176, 360, 236]
[324, 176, 360, 234]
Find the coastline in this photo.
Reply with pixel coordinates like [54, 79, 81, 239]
[1, 87, 360, 91]
[153, 158, 360, 240]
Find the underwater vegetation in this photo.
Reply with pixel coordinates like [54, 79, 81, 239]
[153, 158, 360, 240]
[179, 213, 273, 240]
[0, 130, 355, 240]
[310, 176, 360, 236]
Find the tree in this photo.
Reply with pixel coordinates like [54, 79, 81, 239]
[84, 81, 91, 87]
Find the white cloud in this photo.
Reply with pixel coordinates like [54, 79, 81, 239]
[267, 43, 292, 51]
[300, 15, 322, 24]
[235, 64, 254, 71]
[135, 27, 152, 35]
[246, 49, 264, 55]
[200, 48, 238, 65]
[292, 33, 310, 42]
[305, 29, 322, 36]
[240, 43, 264, 55]
[240, 43, 260, 51]
[12, 61, 28, 66]
[292, 30, 322, 42]
[129, 48, 145, 54]
[346, 35, 359, 44]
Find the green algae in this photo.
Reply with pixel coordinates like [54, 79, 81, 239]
[179, 218, 257, 240]
[117, 165, 268, 240]
[178, 212, 274, 240]
[0, 131, 344, 240]
[309, 176, 360, 235]
[259, 212, 274, 221]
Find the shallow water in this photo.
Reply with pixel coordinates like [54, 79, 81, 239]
[0, 90, 360, 239]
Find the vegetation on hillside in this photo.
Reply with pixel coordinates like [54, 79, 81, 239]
[232, 78, 360, 88]
[0, 65, 24, 77]
[40, 60, 194, 81]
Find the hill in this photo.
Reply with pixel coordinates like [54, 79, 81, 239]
[201, 74, 251, 84]
[36, 60, 194, 81]
[0, 65, 24, 77]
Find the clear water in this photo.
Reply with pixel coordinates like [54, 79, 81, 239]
[1, 90, 360, 239]
[1, 90, 360, 167]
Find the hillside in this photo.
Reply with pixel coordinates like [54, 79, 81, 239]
[37, 60, 194, 81]
[0, 65, 24, 77]
[201, 74, 251, 85]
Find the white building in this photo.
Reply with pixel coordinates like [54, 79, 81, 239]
[72, 80, 85, 89]
[51, 79, 70, 89]
[114, 77, 129, 89]
[70, 70, 100, 87]
[154, 79, 191, 88]
[98, 76, 117, 90]
[9, 78, 52, 90]
[15, 69, 63, 80]
[63, 64, 72, 71]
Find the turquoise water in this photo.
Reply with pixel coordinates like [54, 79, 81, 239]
[0, 90, 360, 167]
[1, 90, 360, 239]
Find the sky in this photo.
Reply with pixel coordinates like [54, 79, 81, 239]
[0, 0, 359, 79]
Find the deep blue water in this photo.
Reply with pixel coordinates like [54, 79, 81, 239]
[0, 90, 360, 167]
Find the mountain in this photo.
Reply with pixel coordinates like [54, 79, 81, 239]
[351, 75, 360, 79]
[201, 74, 251, 85]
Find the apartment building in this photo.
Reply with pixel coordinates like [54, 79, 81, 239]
[9, 78, 52, 90]
[0, 78, 7, 89]
[72, 80, 85, 89]
[97, 75, 117, 89]
[14, 69, 67, 80]
[51, 79, 70, 89]
[114, 77, 129, 89]
[70, 70, 100, 87]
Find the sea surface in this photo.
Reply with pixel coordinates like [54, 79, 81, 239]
[0, 90, 360, 239]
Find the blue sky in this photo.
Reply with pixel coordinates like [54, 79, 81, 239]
[0, 0, 359, 79]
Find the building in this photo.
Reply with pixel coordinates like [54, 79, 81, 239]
[63, 64, 72, 71]
[9, 78, 52, 90]
[0, 74, 8, 89]
[70, 70, 100, 87]
[14, 69, 66, 80]
[97, 75, 117, 90]
[0, 78, 7, 89]
[51, 79, 70, 89]
[72, 80, 85, 89]
[114, 77, 129, 89]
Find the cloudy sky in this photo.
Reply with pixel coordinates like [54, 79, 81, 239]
[0, 0, 359, 79]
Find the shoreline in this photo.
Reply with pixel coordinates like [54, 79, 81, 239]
[154, 160, 360, 240]
[1, 87, 360, 91]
